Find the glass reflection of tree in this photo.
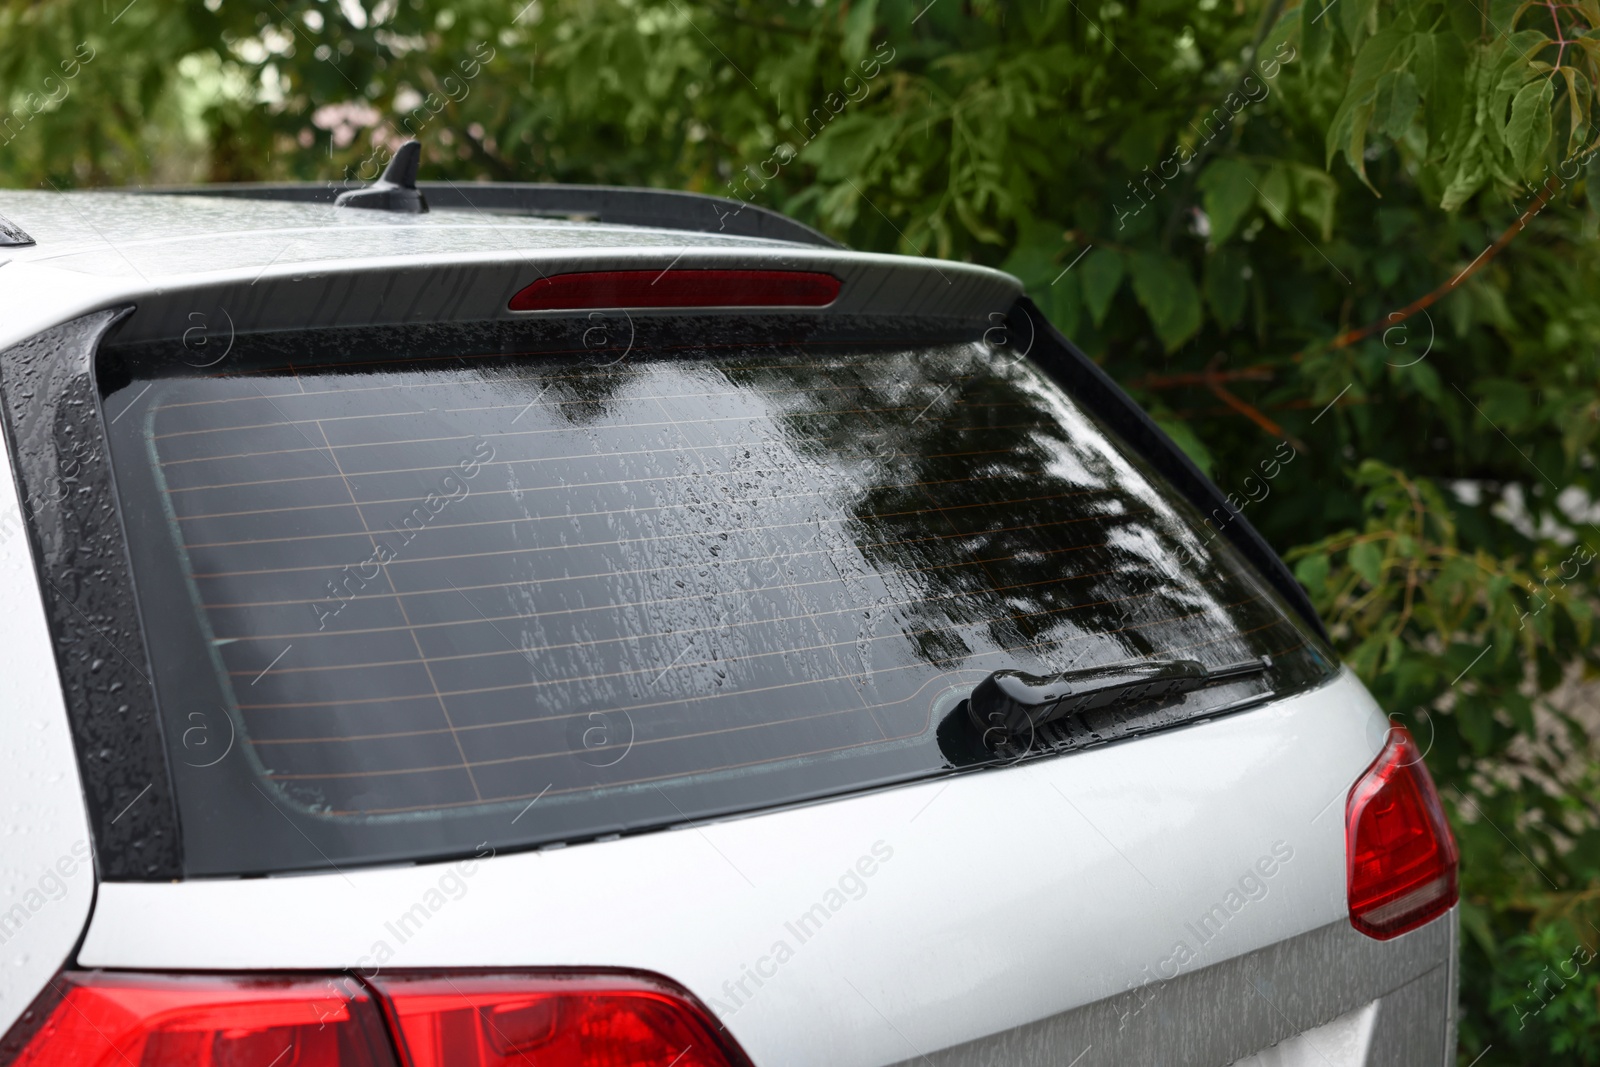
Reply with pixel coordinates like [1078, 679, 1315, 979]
[727, 343, 1264, 678]
[525, 361, 640, 427]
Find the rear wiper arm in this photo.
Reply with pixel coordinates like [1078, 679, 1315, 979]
[966, 655, 1272, 745]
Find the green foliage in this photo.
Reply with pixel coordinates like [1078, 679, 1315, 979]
[1482, 912, 1600, 1061]
[6, 0, 1600, 1059]
[1199, 158, 1258, 244]
[1320, 1, 1600, 208]
[1080, 248, 1126, 327]
[1129, 251, 1202, 350]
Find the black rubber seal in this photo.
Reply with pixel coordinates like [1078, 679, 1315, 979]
[0, 309, 182, 880]
[1009, 295, 1330, 643]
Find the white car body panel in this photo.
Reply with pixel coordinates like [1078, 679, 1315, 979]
[82, 670, 1398, 1067]
[0, 262, 133, 353]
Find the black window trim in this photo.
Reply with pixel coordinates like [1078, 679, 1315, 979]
[0, 307, 183, 880]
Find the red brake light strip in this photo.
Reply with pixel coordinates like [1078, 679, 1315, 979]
[508, 269, 841, 311]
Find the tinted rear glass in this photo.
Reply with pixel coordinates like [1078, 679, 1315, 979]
[102, 321, 1333, 875]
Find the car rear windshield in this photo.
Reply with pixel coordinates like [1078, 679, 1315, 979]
[102, 319, 1334, 875]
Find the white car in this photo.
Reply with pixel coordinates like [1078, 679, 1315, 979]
[0, 150, 1458, 1067]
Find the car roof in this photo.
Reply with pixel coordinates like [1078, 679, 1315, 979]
[0, 189, 806, 279]
[0, 186, 1021, 352]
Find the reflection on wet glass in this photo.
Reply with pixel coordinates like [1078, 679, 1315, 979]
[116, 337, 1328, 838]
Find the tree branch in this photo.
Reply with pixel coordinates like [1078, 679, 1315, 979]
[1206, 371, 1305, 450]
[1134, 177, 1562, 430]
[1322, 176, 1561, 353]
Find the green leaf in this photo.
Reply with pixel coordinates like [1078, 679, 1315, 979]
[1204, 247, 1249, 330]
[1398, 359, 1442, 403]
[1373, 69, 1420, 139]
[1260, 3, 1299, 61]
[1337, 0, 1377, 55]
[1153, 416, 1214, 476]
[1039, 271, 1082, 339]
[1458, 901, 1497, 959]
[1115, 116, 1168, 171]
[1128, 252, 1202, 351]
[1560, 67, 1592, 156]
[1506, 76, 1555, 178]
[1295, 552, 1331, 593]
[1291, 164, 1339, 239]
[1000, 220, 1066, 290]
[1324, 26, 1410, 186]
[1350, 540, 1385, 585]
[1080, 247, 1125, 327]
[1445, 1, 1481, 43]
[1456, 695, 1496, 754]
[1479, 379, 1534, 427]
[1424, 33, 1469, 155]
[1374, 249, 1404, 285]
[1349, 633, 1385, 679]
[1259, 164, 1293, 227]
[840, 0, 880, 61]
[1301, 0, 1334, 66]
[1502, 691, 1535, 734]
[1197, 158, 1257, 245]
[1439, 136, 1489, 211]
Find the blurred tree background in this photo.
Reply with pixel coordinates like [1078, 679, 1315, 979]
[5, 0, 1600, 1059]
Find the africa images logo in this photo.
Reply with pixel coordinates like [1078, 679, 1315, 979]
[1119, 840, 1295, 1032]
[708, 840, 895, 1019]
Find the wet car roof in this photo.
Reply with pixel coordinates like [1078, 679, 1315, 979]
[0, 189, 792, 282]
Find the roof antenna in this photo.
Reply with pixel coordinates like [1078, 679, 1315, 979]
[0, 213, 33, 247]
[335, 140, 428, 213]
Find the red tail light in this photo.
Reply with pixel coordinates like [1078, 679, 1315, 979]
[1345, 725, 1460, 940]
[3, 972, 394, 1067]
[1, 971, 748, 1067]
[508, 269, 840, 311]
[369, 972, 748, 1067]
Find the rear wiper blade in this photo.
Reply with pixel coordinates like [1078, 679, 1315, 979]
[966, 655, 1272, 745]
